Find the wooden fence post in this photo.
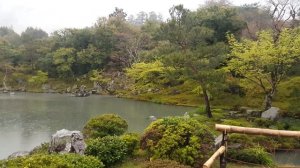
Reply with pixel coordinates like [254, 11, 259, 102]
[220, 131, 227, 168]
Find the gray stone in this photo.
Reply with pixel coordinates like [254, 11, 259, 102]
[261, 107, 280, 120]
[8, 151, 29, 159]
[149, 116, 157, 121]
[49, 129, 86, 155]
[214, 134, 223, 148]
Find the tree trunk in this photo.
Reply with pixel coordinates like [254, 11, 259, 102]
[202, 86, 213, 118]
[2, 65, 8, 91]
[264, 90, 275, 111]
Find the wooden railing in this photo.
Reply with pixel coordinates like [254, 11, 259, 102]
[216, 124, 300, 137]
[203, 146, 226, 168]
[202, 124, 300, 168]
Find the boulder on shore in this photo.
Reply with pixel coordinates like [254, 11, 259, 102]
[49, 129, 86, 155]
[261, 107, 280, 120]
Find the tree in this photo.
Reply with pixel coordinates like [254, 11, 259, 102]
[76, 44, 105, 74]
[28, 70, 48, 85]
[52, 48, 76, 78]
[20, 27, 49, 70]
[109, 7, 127, 21]
[197, 4, 246, 42]
[158, 5, 232, 117]
[227, 28, 300, 110]
[0, 27, 21, 46]
[266, 0, 300, 34]
[237, 4, 273, 39]
[164, 43, 227, 118]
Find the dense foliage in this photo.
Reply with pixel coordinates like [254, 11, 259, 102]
[0, 154, 104, 168]
[83, 114, 128, 138]
[85, 136, 128, 167]
[141, 117, 214, 167]
[120, 133, 140, 155]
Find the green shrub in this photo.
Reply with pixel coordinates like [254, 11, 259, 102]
[0, 154, 104, 168]
[29, 142, 49, 155]
[140, 117, 214, 167]
[83, 114, 128, 139]
[143, 159, 191, 168]
[254, 118, 275, 128]
[85, 136, 127, 167]
[228, 146, 274, 167]
[120, 133, 140, 155]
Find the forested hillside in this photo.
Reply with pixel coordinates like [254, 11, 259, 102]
[1, 0, 300, 117]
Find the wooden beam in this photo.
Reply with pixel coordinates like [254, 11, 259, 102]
[215, 124, 300, 137]
[203, 146, 226, 168]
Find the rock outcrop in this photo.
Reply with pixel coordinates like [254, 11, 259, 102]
[261, 107, 280, 120]
[49, 129, 86, 155]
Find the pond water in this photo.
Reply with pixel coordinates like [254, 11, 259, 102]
[0, 93, 193, 159]
[274, 150, 300, 166]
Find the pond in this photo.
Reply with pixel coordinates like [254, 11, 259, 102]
[0, 93, 193, 159]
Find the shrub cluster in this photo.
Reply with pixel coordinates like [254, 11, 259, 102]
[140, 117, 214, 167]
[83, 114, 128, 139]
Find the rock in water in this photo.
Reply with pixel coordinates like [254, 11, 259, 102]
[49, 129, 86, 154]
[8, 151, 29, 159]
[261, 107, 280, 120]
[149, 116, 157, 121]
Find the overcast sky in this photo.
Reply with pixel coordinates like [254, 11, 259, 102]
[0, 0, 261, 34]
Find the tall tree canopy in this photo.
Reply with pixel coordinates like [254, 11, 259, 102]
[227, 28, 300, 110]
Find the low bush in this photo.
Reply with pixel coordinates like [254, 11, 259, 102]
[120, 133, 140, 155]
[143, 159, 191, 168]
[0, 154, 104, 168]
[83, 114, 128, 139]
[228, 146, 274, 167]
[140, 117, 214, 167]
[85, 136, 127, 167]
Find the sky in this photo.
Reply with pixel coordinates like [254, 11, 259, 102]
[0, 0, 261, 34]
